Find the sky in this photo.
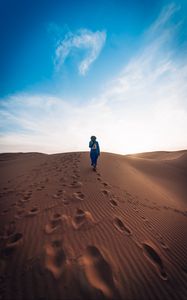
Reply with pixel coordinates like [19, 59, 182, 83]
[0, 0, 187, 154]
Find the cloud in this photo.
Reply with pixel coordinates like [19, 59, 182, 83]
[54, 28, 106, 75]
[0, 4, 187, 154]
[148, 3, 180, 35]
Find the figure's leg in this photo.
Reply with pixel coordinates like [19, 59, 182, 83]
[90, 152, 94, 166]
[93, 154, 98, 170]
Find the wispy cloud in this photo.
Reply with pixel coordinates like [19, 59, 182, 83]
[149, 3, 180, 35]
[0, 4, 187, 154]
[54, 28, 106, 75]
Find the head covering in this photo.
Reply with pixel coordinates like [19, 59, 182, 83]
[91, 135, 96, 141]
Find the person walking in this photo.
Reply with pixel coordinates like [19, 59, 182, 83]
[89, 136, 100, 171]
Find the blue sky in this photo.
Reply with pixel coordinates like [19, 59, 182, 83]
[0, 0, 187, 153]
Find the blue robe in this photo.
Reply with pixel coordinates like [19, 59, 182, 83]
[89, 140, 100, 167]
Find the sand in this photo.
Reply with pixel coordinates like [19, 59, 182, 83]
[0, 150, 187, 300]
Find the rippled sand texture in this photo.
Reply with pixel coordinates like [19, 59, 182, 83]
[0, 150, 187, 300]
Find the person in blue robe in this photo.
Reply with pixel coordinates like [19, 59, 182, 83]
[89, 136, 100, 170]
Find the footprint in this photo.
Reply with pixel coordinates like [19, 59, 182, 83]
[45, 239, 70, 279]
[20, 198, 30, 203]
[56, 190, 63, 196]
[72, 208, 85, 225]
[71, 181, 83, 188]
[62, 199, 70, 205]
[72, 209, 95, 230]
[2, 233, 23, 256]
[79, 246, 117, 299]
[76, 191, 85, 199]
[45, 218, 62, 234]
[7, 232, 23, 245]
[163, 206, 170, 210]
[53, 213, 62, 220]
[113, 217, 131, 235]
[73, 192, 84, 201]
[182, 211, 187, 217]
[27, 207, 39, 216]
[101, 190, 110, 196]
[36, 187, 43, 191]
[159, 240, 168, 250]
[110, 200, 118, 207]
[1, 209, 9, 215]
[142, 242, 167, 280]
[22, 194, 31, 200]
[53, 193, 60, 199]
[157, 237, 169, 250]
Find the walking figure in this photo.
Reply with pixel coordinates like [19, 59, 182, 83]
[89, 136, 100, 171]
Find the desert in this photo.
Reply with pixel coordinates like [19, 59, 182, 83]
[0, 150, 187, 300]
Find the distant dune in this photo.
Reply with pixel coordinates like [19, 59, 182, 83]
[0, 150, 187, 300]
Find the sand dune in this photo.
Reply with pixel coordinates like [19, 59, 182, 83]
[0, 150, 187, 300]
